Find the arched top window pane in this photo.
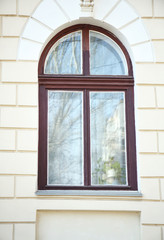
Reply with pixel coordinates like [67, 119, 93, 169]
[45, 31, 82, 74]
[90, 31, 128, 75]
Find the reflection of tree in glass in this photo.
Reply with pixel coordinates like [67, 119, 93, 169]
[45, 32, 81, 74]
[48, 91, 83, 185]
[93, 157, 126, 185]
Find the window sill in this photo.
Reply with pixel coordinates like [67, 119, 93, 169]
[36, 190, 142, 197]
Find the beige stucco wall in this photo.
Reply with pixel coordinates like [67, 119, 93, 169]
[0, 0, 164, 239]
[37, 211, 141, 240]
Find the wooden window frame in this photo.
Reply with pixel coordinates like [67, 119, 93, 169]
[38, 24, 137, 191]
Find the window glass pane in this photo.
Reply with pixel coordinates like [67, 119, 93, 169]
[90, 92, 127, 185]
[48, 91, 83, 185]
[90, 31, 128, 75]
[45, 31, 82, 74]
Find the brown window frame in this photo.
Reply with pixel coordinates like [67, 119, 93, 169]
[38, 24, 138, 191]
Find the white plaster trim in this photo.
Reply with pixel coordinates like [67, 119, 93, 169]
[18, 38, 42, 60]
[22, 18, 53, 43]
[17, 0, 154, 63]
[104, 0, 138, 29]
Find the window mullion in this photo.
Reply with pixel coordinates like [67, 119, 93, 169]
[83, 89, 91, 186]
[82, 27, 90, 76]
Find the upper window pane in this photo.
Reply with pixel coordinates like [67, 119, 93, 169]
[90, 31, 128, 75]
[45, 31, 82, 74]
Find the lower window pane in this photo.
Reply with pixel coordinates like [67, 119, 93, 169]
[90, 92, 127, 186]
[48, 91, 83, 185]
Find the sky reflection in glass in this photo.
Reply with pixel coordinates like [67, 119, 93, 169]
[90, 31, 127, 75]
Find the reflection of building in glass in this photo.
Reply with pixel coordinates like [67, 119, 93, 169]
[103, 99, 125, 162]
[102, 99, 126, 184]
[91, 92, 126, 185]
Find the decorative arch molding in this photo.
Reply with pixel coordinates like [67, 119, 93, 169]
[17, 0, 154, 63]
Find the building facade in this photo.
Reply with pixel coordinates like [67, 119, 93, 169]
[0, 0, 164, 239]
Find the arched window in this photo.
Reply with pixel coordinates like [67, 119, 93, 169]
[38, 25, 137, 193]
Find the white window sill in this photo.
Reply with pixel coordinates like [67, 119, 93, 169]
[36, 190, 142, 197]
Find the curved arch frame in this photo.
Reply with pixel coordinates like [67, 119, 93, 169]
[38, 24, 133, 76]
[38, 24, 137, 192]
